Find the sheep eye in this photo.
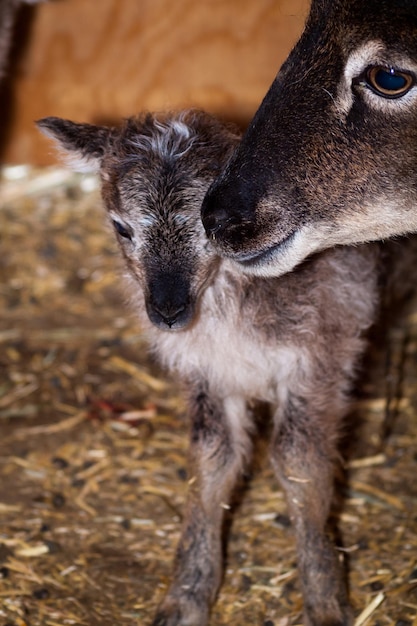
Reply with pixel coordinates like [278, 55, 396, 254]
[112, 219, 132, 240]
[364, 66, 415, 98]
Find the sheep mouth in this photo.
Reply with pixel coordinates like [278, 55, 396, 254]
[234, 231, 297, 269]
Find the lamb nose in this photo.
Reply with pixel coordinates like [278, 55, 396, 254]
[155, 303, 186, 328]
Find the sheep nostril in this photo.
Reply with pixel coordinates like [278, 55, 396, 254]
[207, 221, 224, 241]
[201, 192, 236, 239]
[202, 213, 223, 238]
[203, 212, 241, 241]
[152, 303, 186, 328]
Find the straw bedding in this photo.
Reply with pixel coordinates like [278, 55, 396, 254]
[0, 166, 416, 626]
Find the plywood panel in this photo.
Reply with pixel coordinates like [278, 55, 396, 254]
[3, 0, 309, 164]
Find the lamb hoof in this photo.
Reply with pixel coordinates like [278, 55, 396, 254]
[151, 596, 209, 626]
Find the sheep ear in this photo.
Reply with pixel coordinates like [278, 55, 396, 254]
[36, 117, 112, 173]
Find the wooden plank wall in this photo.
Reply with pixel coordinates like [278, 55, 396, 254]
[1, 0, 309, 165]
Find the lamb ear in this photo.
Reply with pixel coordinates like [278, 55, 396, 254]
[36, 117, 112, 173]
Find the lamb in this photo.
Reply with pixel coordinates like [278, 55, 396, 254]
[38, 109, 400, 626]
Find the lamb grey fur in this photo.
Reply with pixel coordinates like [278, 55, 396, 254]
[37, 109, 412, 626]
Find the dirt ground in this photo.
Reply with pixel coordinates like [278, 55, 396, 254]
[0, 166, 416, 626]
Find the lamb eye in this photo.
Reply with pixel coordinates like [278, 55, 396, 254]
[112, 219, 132, 240]
[365, 66, 414, 98]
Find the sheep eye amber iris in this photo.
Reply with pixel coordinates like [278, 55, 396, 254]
[366, 67, 414, 97]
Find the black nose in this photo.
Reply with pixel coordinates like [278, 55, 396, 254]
[201, 209, 234, 240]
[201, 167, 259, 240]
[201, 187, 244, 240]
[146, 273, 192, 330]
[151, 301, 187, 328]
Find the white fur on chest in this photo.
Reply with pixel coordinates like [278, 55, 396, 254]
[149, 305, 309, 405]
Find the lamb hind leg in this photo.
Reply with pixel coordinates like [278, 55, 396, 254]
[271, 394, 353, 626]
[152, 391, 252, 626]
